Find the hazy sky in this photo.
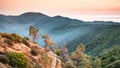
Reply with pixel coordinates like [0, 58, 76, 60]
[0, 0, 120, 22]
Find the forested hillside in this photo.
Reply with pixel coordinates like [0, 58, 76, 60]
[0, 12, 120, 68]
[67, 25, 120, 56]
[0, 12, 120, 56]
[98, 46, 120, 68]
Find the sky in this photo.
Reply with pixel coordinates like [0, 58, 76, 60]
[0, 0, 120, 22]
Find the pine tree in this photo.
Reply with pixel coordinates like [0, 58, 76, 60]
[71, 44, 92, 68]
[61, 43, 69, 62]
[65, 60, 75, 68]
[42, 34, 55, 51]
[29, 25, 39, 42]
[93, 58, 101, 68]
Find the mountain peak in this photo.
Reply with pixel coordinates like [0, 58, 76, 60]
[20, 12, 48, 17]
[54, 15, 63, 18]
[0, 14, 6, 17]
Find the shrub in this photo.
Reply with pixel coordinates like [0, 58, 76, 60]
[0, 54, 9, 64]
[11, 33, 22, 43]
[0, 33, 12, 39]
[41, 52, 50, 67]
[23, 37, 30, 40]
[1, 33, 22, 43]
[0, 33, 31, 45]
[4, 39, 12, 45]
[64, 60, 75, 68]
[22, 39, 30, 47]
[34, 63, 41, 68]
[7, 52, 28, 68]
[54, 49, 61, 56]
[33, 41, 38, 44]
[31, 49, 38, 56]
[0, 34, 2, 40]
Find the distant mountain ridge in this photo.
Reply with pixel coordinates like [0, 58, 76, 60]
[0, 12, 120, 56]
[0, 12, 119, 25]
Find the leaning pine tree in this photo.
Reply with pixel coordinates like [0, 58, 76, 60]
[29, 25, 39, 42]
[42, 34, 55, 50]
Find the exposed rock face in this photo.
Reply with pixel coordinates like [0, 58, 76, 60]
[0, 33, 62, 68]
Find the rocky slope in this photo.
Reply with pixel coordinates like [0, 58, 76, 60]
[0, 32, 62, 68]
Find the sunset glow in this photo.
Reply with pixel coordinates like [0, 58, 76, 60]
[0, 0, 120, 22]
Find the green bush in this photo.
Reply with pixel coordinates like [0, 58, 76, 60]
[23, 37, 30, 40]
[4, 39, 12, 45]
[31, 49, 38, 56]
[0, 33, 31, 45]
[0, 33, 11, 39]
[63, 60, 75, 68]
[7, 52, 28, 68]
[54, 49, 61, 56]
[34, 63, 41, 68]
[1, 33, 22, 43]
[41, 52, 50, 67]
[0, 34, 2, 40]
[0, 55, 9, 64]
[11, 33, 22, 43]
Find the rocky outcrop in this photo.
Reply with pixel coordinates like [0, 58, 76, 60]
[0, 33, 62, 68]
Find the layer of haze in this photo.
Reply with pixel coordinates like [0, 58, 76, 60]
[0, 0, 120, 22]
